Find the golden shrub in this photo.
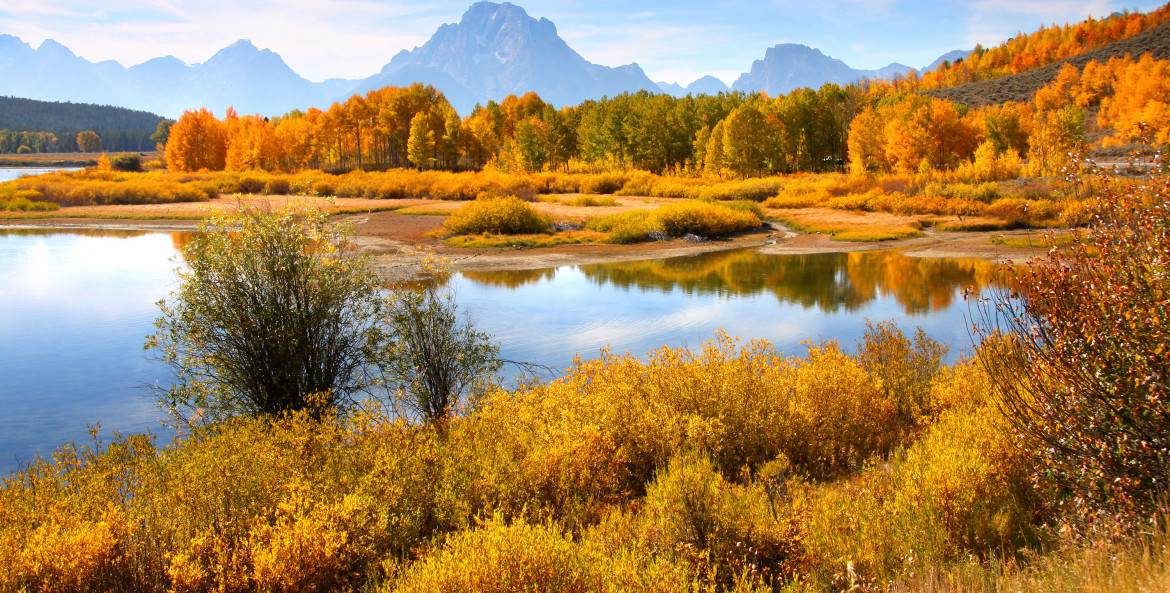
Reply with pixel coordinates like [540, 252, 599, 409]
[443, 195, 551, 235]
[653, 200, 761, 237]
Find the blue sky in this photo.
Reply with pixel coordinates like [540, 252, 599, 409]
[1, 0, 1164, 84]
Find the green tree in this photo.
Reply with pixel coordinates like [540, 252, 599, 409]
[147, 205, 502, 427]
[150, 120, 172, 151]
[407, 111, 434, 170]
[383, 271, 501, 426]
[147, 206, 392, 423]
[721, 105, 768, 178]
[76, 130, 102, 153]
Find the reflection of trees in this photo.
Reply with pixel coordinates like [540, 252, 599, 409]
[1, 228, 152, 239]
[462, 248, 1003, 315]
[2, 228, 195, 253]
[843, 251, 1004, 314]
[169, 231, 194, 251]
[460, 268, 556, 289]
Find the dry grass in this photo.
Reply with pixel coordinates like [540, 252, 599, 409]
[443, 230, 606, 248]
[774, 208, 928, 242]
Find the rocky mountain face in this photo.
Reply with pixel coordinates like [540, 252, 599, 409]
[351, 2, 659, 113]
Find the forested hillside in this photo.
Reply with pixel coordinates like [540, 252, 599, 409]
[926, 18, 1170, 106]
[0, 96, 167, 153]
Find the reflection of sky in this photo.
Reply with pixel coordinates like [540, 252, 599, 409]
[0, 167, 84, 182]
[0, 230, 987, 475]
[0, 231, 180, 473]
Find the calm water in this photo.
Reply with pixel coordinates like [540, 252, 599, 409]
[0, 167, 84, 182]
[0, 230, 1001, 474]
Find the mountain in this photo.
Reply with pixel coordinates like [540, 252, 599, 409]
[656, 75, 732, 98]
[687, 75, 732, 96]
[731, 43, 915, 95]
[0, 2, 968, 118]
[349, 1, 659, 113]
[0, 36, 329, 119]
[924, 49, 973, 73]
[150, 40, 328, 118]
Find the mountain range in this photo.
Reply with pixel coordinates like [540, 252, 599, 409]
[0, 1, 963, 119]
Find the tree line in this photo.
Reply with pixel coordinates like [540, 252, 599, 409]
[162, 49, 1169, 180]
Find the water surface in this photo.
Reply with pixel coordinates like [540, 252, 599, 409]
[0, 167, 84, 182]
[0, 230, 1000, 474]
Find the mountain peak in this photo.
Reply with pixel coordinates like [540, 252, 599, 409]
[37, 39, 78, 58]
[211, 39, 260, 58]
[354, 1, 656, 112]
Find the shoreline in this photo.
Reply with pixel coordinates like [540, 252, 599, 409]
[1, 204, 1046, 280]
[1, 214, 1044, 276]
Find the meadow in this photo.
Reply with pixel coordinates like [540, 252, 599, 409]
[0, 165, 1086, 246]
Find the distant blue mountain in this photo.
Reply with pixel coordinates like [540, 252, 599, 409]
[0, 36, 329, 118]
[0, 2, 967, 118]
[731, 43, 914, 95]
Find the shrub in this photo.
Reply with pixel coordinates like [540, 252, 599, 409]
[390, 515, 695, 593]
[147, 206, 393, 423]
[564, 195, 618, 207]
[264, 177, 291, 195]
[797, 371, 1040, 585]
[637, 450, 805, 589]
[579, 172, 628, 194]
[236, 176, 265, 194]
[443, 196, 551, 235]
[976, 169, 1170, 517]
[653, 200, 761, 237]
[109, 153, 143, 172]
[584, 209, 659, 244]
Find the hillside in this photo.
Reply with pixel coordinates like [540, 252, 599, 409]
[926, 19, 1170, 106]
[0, 95, 167, 131]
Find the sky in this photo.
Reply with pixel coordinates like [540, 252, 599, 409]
[0, 0, 1165, 85]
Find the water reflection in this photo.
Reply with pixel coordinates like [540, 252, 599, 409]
[0, 229, 1004, 475]
[1, 227, 194, 251]
[549, 248, 1004, 315]
[0, 229, 189, 472]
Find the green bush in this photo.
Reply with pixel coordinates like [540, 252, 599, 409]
[109, 153, 142, 173]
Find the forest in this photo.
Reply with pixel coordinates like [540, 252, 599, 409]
[0, 96, 166, 153]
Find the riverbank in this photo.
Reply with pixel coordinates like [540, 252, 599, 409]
[0, 194, 1048, 279]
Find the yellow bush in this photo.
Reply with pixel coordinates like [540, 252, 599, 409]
[796, 360, 1041, 585]
[653, 200, 761, 237]
[637, 450, 805, 589]
[9, 517, 120, 593]
[443, 195, 551, 235]
[584, 209, 660, 243]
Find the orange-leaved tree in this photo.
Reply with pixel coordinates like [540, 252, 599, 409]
[165, 108, 228, 172]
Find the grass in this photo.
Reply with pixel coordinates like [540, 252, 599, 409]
[561, 195, 619, 207]
[989, 231, 1080, 249]
[442, 230, 605, 248]
[775, 209, 927, 242]
[331, 205, 408, 215]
